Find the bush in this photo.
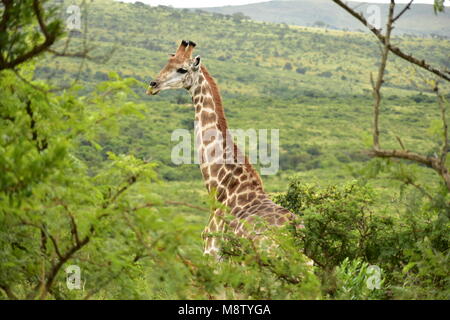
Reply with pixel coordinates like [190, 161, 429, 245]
[273, 177, 449, 299]
[296, 67, 308, 74]
[334, 258, 385, 300]
[274, 180, 382, 270]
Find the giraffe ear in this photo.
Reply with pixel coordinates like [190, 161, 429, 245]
[192, 55, 201, 70]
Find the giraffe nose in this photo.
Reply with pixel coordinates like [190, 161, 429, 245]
[150, 81, 157, 87]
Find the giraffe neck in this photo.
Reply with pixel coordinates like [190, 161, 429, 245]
[189, 65, 265, 210]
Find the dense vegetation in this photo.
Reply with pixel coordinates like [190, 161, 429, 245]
[0, 0, 448, 299]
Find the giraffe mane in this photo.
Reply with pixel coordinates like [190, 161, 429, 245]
[200, 65, 264, 190]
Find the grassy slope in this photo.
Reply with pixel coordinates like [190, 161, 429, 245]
[201, 0, 450, 36]
[37, 0, 450, 217]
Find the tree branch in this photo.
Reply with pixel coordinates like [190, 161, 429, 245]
[372, 1, 395, 149]
[332, 0, 450, 82]
[434, 83, 449, 167]
[165, 201, 210, 213]
[102, 175, 138, 209]
[37, 234, 90, 300]
[369, 148, 450, 190]
[25, 100, 48, 152]
[355, 0, 450, 192]
[0, 283, 18, 300]
[393, 0, 414, 22]
[0, 0, 61, 70]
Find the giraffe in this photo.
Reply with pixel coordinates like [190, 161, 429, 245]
[147, 40, 302, 257]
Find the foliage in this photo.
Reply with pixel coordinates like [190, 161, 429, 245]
[0, 67, 163, 299]
[274, 177, 449, 299]
[334, 258, 385, 300]
[0, 0, 64, 70]
[275, 180, 381, 270]
[0, 0, 448, 300]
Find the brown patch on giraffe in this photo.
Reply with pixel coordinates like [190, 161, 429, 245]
[203, 96, 213, 107]
[217, 167, 226, 181]
[237, 193, 249, 205]
[237, 210, 249, 218]
[225, 164, 236, 171]
[236, 181, 253, 194]
[231, 206, 242, 215]
[234, 167, 243, 176]
[228, 178, 239, 194]
[201, 111, 217, 124]
[217, 187, 227, 202]
[201, 166, 210, 181]
[248, 205, 260, 214]
[209, 147, 216, 159]
[227, 195, 236, 208]
[209, 164, 221, 177]
[266, 215, 277, 225]
[203, 134, 216, 146]
[239, 175, 248, 182]
[221, 171, 233, 186]
[242, 202, 253, 210]
[248, 192, 257, 201]
[194, 86, 201, 96]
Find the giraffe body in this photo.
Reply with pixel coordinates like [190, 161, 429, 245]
[147, 40, 300, 256]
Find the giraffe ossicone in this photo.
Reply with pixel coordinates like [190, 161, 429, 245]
[147, 40, 306, 258]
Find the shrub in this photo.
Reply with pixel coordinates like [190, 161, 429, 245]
[273, 177, 449, 299]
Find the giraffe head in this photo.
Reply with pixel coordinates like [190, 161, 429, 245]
[146, 40, 201, 95]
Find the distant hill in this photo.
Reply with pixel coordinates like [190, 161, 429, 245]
[198, 0, 450, 36]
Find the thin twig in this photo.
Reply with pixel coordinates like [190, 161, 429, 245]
[165, 201, 210, 212]
[434, 84, 449, 167]
[372, 1, 395, 149]
[396, 136, 406, 150]
[393, 0, 414, 23]
[331, 0, 450, 82]
[0, 284, 18, 300]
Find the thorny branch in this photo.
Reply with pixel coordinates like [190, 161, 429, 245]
[25, 100, 48, 152]
[359, 0, 450, 192]
[434, 84, 449, 167]
[393, 0, 414, 22]
[0, 0, 61, 70]
[332, 0, 450, 82]
[370, 1, 395, 149]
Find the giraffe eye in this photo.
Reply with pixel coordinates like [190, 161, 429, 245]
[177, 68, 188, 74]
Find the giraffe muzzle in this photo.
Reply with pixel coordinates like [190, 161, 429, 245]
[146, 81, 160, 95]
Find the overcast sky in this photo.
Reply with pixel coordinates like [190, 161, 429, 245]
[117, 0, 447, 8]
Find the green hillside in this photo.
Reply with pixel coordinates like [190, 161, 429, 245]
[201, 0, 450, 36]
[38, 0, 450, 193]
